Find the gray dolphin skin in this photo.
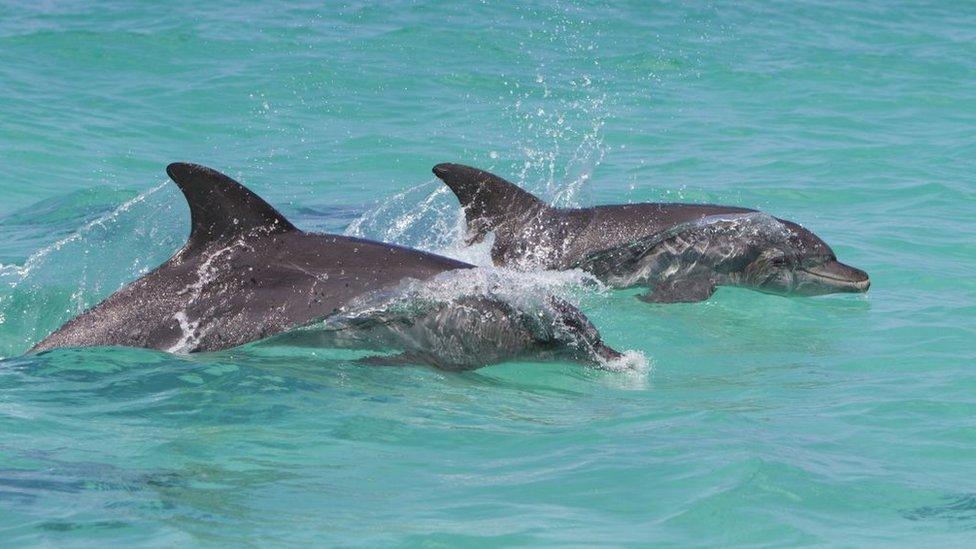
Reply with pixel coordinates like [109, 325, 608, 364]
[30, 163, 622, 369]
[432, 163, 870, 303]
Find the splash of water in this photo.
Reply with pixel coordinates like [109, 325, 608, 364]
[277, 267, 645, 370]
[503, 6, 611, 208]
[509, 77, 609, 208]
[337, 13, 624, 368]
[345, 180, 468, 256]
[596, 349, 649, 374]
[0, 181, 168, 284]
[347, 7, 611, 255]
[0, 182, 185, 356]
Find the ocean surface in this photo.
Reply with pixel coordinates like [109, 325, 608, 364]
[2, 0, 975, 545]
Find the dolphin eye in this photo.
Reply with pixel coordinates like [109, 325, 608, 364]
[769, 256, 788, 268]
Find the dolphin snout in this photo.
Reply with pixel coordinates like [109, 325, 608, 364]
[595, 342, 624, 362]
[801, 260, 870, 293]
[849, 265, 870, 292]
[432, 163, 457, 177]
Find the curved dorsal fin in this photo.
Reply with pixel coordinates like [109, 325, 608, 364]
[432, 163, 548, 243]
[166, 163, 297, 252]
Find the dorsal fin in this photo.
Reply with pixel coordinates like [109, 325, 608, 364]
[432, 163, 548, 243]
[166, 163, 297, 251]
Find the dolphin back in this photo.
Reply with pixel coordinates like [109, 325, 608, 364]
[31, 163, 305, 353]
[432, 163, 549, 244]
[166, 162, 298, 254]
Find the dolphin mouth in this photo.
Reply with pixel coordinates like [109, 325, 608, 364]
[799, 260, 870, 293]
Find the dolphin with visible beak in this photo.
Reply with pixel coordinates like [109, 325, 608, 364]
[433, 163, 870, 303]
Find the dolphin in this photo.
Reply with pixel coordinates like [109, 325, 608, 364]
[30, 163, 622, 370]
[432, 163, 870, 303]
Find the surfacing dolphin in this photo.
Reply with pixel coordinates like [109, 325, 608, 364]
[432, 163, 870, 303]
[30, 163, 622, 370]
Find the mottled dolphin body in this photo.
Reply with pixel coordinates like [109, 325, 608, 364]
[433, 163, 870, 303]
[31, 164, 621, 369]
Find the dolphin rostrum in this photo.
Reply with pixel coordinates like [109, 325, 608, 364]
[30, 163, 622, 370]
[432, 163, 870, 303]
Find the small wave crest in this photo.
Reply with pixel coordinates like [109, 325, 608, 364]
[596, 349, 649, 373]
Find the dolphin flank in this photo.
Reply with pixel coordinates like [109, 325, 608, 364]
[30, 163, 622, 369]
[433, 163, 870, 303]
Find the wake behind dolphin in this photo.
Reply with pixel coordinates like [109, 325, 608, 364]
[30, 163, 625, 370]
[433, 163, 870, 303]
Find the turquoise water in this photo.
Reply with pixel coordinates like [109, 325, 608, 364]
[2, 0, 976, 545]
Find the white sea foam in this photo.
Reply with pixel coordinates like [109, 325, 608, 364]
[597, 349, 649, 373]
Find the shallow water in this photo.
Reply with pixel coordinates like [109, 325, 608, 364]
[2, 0, 975, 545]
